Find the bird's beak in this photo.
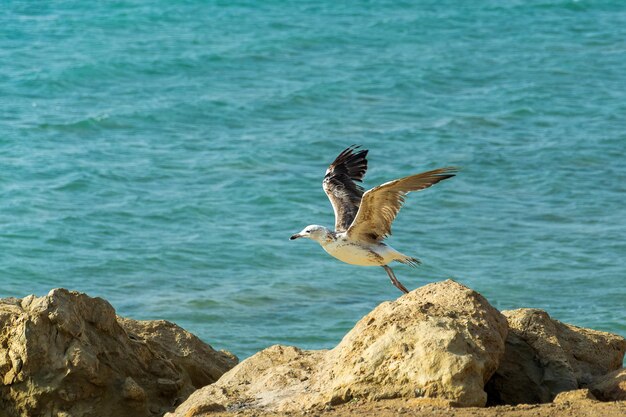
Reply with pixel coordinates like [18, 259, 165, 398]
[290, 233, 302, 240]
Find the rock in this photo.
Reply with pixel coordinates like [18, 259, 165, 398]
[323, 279, 508, 407]
[552, 389, 596, 404]
[173, 345, 327, 415]
[589, 368, 626, 401]
[168, 280, 509, 416]
[118, 317, 237, 390]
[485, 308, 626, 405]
[122, 377, 147, 401]
[0, 289, 238, 417]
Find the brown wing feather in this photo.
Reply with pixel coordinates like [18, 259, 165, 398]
[322, 145, 369, 232]
[347, 167, 457, 241]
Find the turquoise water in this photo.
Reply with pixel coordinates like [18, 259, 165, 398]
[2, 1, 625, 359]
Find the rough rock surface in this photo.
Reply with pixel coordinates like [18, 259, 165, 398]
[485, 308, 626, 405]
[552, 389, 596, 404]
[0, 289, 237, 417]
[589, 368, 626, 401]
[323, 280, 508, 407]
[168, 280, 509, 416]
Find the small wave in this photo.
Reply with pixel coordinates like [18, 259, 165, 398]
[37, 114, 130, 132]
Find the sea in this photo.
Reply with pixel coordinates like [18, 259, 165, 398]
[1, 0, 625, 359]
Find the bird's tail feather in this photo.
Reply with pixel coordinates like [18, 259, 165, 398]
[396, 256, 421, 268]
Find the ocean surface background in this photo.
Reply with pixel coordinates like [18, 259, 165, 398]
[2, 1, 625, 359]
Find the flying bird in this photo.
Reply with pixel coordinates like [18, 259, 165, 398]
[290, 145, 456, 294]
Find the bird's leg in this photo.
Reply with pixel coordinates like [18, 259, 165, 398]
[382, 265, 409, 294]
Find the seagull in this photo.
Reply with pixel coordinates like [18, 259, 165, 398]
[290, 145, 457, 294]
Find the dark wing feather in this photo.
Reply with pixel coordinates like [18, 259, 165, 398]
[347, 167, 457, 241]
[322, 145, 369, 232]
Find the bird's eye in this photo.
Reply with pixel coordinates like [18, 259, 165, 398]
[306, 230, 311, 233]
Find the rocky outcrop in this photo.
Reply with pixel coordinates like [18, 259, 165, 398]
[3, 282, 624, 417]
[323, 280, 508, 407]
[485, 308, 626, 405]
[589, 368, 626, 401]
[0, 289, 237, 417]
[168, 280, 509, 416]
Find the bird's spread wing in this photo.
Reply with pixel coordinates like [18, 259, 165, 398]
[347, 167, 457, 242]
[323, 145, 369, 232]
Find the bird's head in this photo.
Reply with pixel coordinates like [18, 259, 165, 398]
[290, 225, 329, 243]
